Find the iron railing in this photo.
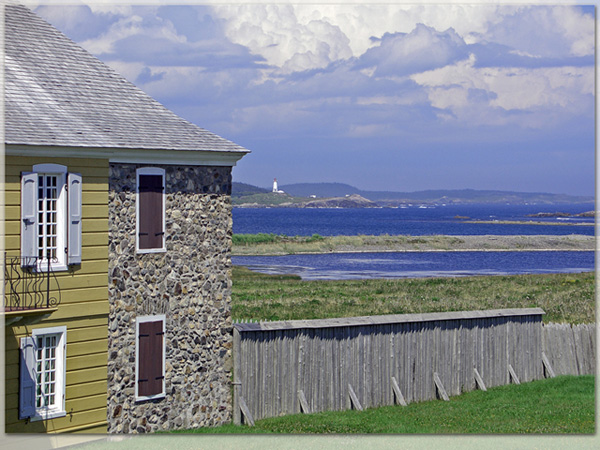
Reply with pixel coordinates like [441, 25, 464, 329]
[3, 253, 61, 312]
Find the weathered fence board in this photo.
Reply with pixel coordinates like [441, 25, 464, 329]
[233, 310, 595, 424]
[542, 323, 596, 376]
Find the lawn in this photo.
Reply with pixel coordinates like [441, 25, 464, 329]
[174, 375, 595, 434]
[231, 267, 595, 324]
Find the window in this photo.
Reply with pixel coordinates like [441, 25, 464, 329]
[20, 326, 67, 420]
[21, 164, 82, 270]
[135, 315, 166, 401]
[136, 168, 165, 253]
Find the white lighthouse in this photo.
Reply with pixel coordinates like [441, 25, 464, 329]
[272, 178, 284, 194]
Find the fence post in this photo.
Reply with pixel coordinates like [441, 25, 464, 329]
[233, 327, 242, 425]
[433, 372, 449, 401]
[473, 368, 487, 391]
[541, 352, 556, 378]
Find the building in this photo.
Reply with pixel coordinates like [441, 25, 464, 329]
[3, 4, 249, 433]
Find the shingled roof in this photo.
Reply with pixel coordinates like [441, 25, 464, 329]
[4, 4, 250, 156]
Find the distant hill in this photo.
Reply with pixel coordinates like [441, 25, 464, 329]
[232, 182, 270, 197]
[232, 182, 594, 206]
[280, 184, 594, 205]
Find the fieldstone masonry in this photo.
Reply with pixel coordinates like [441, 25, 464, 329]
[107, 163, 234, 433]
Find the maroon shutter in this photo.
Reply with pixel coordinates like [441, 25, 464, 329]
[138, 175, 163, 249]
[138, 320, 164, 397]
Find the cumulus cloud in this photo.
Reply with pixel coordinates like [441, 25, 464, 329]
[357, 24, 469, 77]
[412, 54, 594, 127]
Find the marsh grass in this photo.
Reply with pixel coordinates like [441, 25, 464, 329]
[231, 233, 594, 255]
[232, 267, 594, 323]
[174, 375, 594, 434]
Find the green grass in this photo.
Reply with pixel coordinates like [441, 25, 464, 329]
[173, 375, 594, 434]
[231, 267, 595, 324]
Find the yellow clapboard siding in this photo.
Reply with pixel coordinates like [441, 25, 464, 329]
[70, 422, 108, 434]
[66, 366, 108, 386]
[66, 380, 109, 400]
[66, 393, 107, 413]
[82, 204, 109, 219]
[68, 339, 108, 358]
[66, 352, 108, 371]
[82, 247, 110, 261]
[81, 191, 109, 205]
[6, 322, 108, 347]
[67, 324, 109, 343]
[5, 155, 109, 171]
[5, 407, 107, 433]
[48, 301, 109, 320]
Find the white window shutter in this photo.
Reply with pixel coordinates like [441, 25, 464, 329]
[67, 173, 82, 265]
[21, 172, 38, 264]
[19, 337, 36, 419]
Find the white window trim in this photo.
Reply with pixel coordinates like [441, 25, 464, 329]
[22, 164, 82, 271]
[24, 326, 67, 421]
[135, 167, 166, 254]
[135, 315, 166, 402]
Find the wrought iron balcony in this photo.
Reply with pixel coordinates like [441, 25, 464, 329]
[3, 253, 61, 314]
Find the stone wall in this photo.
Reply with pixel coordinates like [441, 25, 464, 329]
[107, 163, 234, 433]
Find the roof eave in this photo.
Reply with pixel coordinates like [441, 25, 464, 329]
[5, 144, 250, 167]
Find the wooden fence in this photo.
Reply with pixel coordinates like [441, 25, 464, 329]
[542, 323, 596, 376]
[232, 308, 581, 425]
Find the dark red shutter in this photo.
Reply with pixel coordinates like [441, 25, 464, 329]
[138, 320, 164, 397]
[138, 175, 163, 249]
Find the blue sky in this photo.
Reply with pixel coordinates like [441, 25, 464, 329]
[33, 2, 595, 196]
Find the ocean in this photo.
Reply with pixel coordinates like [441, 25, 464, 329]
[231, 204, 595, 280]
[232, 203, 595, 237]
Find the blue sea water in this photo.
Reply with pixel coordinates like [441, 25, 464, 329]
[232, 251, 595, 281]
[231, 204, 595, 279]
[232, 203, 595, 237]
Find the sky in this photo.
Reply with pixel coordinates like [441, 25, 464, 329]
[30, 1, 595, 196]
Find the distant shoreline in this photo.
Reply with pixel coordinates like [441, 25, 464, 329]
[463, 220, 594, 226]
[231, 234, 595, 256]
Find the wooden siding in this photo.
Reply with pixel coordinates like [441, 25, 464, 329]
[233, 309, 548, 423]
[4, 155, 109, 434]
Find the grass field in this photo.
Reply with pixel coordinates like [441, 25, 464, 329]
[174, 375, 595, 434]
[231, 267, 595, 324]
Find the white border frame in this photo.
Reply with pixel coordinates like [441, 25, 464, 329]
[135, 167, 166, 254]
[135, 315, 166, 402]
[30, 326, 67, 422]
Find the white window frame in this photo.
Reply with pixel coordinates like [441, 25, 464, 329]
[20, 326, 67, 421]
[135, 315, 166, 402]
[21, 164, 82, 271]
[135, 167, 166, 254]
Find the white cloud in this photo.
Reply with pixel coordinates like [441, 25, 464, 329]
[80, 9, 184, 55]
[359, 24, 468, 77]
[412, 54, 594, 127]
